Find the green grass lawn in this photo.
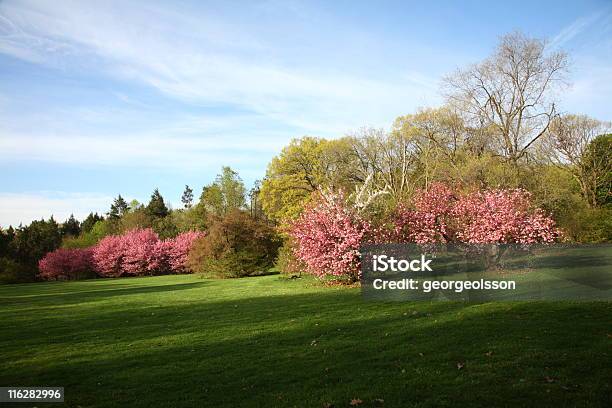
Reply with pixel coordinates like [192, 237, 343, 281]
[1, 274, 610, 407]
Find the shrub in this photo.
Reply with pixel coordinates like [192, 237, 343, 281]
[188, 210, 280, 278]
[38, 248, 95, 280]
[0, 257, 35, 283]
[274, 237, 307, 275]
[290, 191, 370, 282]
[572, 207, 612, 243]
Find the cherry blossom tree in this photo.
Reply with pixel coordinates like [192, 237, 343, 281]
[389, 183, 560, 244]
[91, 228, 204, 277]
[290, 190, 370, 281]
[453, 189, 559, 243]
[121, 228, 166, 275]
[92, 233, 129, 277]
[38, 247, 94, 280]
[291, 183, 560, 280]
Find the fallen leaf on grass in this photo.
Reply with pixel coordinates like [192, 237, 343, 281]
[457, 362, 465, 370]
[485, 351, 493, 357]
[350, 399, 363, 406]
[544, 376, 555, 383]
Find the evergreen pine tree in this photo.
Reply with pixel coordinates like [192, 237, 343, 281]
[61, 214, 81, 237]
[82, 212, 103, 233]
[146, 188, 169, 218]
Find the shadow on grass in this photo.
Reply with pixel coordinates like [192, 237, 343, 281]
[1, 284, 610, 408]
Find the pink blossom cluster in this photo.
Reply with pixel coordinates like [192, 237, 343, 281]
[389, 184, 560, 244]
[38, 229, 204, 280]
[38, 247, 94, 280]
[290, 191, 370, 280]
[164, 231, 204, 274]
[452, 189, 559, 244]
[389, 183, 457, 243]
[290, 184, 560, 280]
[92, 228, 204, 277]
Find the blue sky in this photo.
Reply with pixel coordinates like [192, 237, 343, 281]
[1, 0, 611, 227]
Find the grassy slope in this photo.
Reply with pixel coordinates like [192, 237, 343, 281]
[0, 275, 610, 408]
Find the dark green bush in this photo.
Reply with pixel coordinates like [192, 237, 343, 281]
[188, 210, 280, 278]
[0, 257, 36, 283]
[274, 237, 306, 275]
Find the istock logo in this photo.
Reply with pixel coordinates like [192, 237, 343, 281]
[372, 254, 433, 272]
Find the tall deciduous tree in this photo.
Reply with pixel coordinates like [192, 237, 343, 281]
[582, 134, 612, 208]
[543, 114, 611, 207]
[444, 32, 568, 163]
[200, 167, 246, 217]
[259, 137, 356, 222]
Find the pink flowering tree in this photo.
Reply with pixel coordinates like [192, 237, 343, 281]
[386, 183, 559, 245]
[453, 189, 560, 244]
[121, 228, 166, 275]
[38, 247, 94, 280]
[92, 234, 128, 277]
[165, 231, 205, 274]
[290, 190, 370, 282]
[386, 183, 458, 243]
[91, 228, 204, 277]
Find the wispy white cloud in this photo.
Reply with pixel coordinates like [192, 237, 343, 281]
[547, 11, 605, 51]
[548, 8, 612, 120]
[0, 0, 439, 137]
[0, 192, 113, 228]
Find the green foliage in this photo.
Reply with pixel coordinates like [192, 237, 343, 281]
[152, 215, 180, 240]
[181, 185, 194, 209]
[1, 218, 61, 281]
[170, 204, 208, 233]
[10, 218, 61, 264]
[119, 209, 152, 232]
[188, 210, 280, 278]
[274, 237, 306, 275]
[109, 195, 130, 219]
[62, 220, 114, 249]
[200, 184, 224, 216]
[583, 133, 611, 208]
[571, 207, 612, 243]
[146, 188, 169, 218]
[259, 136, 355, 223]
[81, 212, 104, 233]
[0, 226, 15, 256]
[0, 257, 33, 283]
[60, 214, 81, 237]
[199, 166, 246, 216]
